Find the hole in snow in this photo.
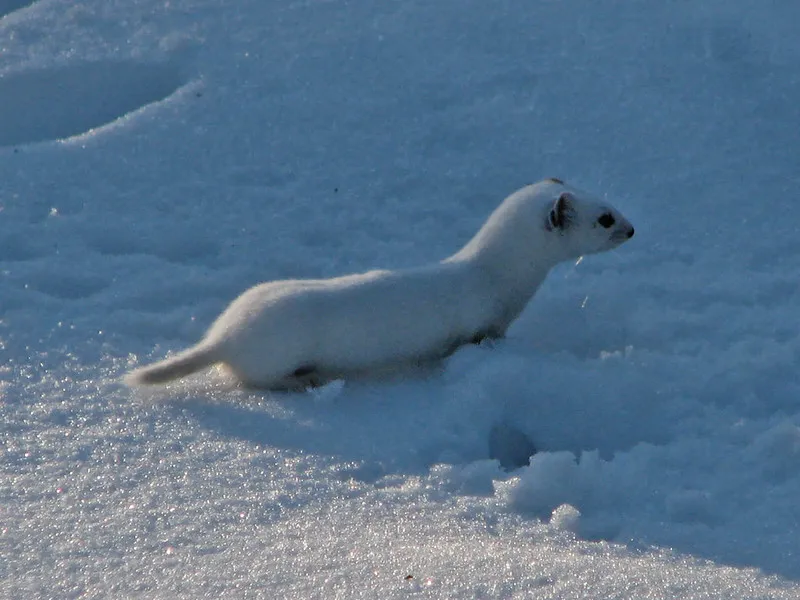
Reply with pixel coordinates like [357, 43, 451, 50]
[0, 60, 185, 146]
[488, 422, 537, 470]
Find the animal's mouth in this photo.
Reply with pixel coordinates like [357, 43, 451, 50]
[611, 226, 635, 243]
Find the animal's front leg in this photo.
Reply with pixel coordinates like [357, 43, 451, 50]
[291, 365, 327, 390]
[470, 327, 505, 346]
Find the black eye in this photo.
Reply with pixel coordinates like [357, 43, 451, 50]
[597, 213, 615, 228]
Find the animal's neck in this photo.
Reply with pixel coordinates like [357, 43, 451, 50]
[445, 204, 556, 329]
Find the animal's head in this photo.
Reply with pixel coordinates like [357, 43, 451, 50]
[452, 178, 635, 269]
[540, 178, 634, 258]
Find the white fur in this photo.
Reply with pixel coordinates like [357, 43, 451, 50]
[125, 179, 634, 390]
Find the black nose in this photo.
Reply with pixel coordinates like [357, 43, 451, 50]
[627, 227, 635, 238]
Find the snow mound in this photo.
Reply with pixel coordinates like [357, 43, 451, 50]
[0, 61, 186, 146]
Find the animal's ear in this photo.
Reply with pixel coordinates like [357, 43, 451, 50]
[548, 192, 574, 231]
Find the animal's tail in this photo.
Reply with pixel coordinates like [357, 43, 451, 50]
[124, 343, 220, 386]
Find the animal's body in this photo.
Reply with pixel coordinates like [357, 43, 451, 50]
[125, 178, 634, 390]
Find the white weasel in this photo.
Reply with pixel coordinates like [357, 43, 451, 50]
[126, 178, 634, 390]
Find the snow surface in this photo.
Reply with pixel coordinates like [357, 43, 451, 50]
[3, 0, 800, 598]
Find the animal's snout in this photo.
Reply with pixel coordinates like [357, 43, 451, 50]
[627, 226, 635, 239]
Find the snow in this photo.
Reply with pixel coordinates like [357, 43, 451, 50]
[2, 0, 800, 597]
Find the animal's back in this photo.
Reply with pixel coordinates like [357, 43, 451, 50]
[209, 262, 497, 376]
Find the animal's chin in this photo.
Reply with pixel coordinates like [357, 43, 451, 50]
[609, 233, 631, 245]
[600, 240, 624, 253]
